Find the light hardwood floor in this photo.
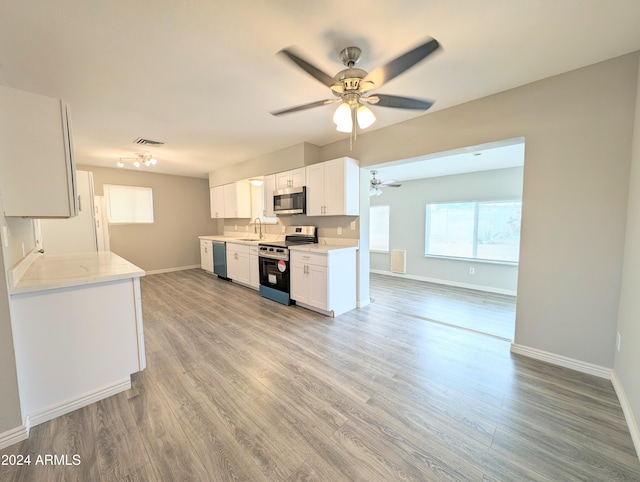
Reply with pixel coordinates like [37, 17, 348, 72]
[1, 269, 639, 481]
[369, 273, 516, 340]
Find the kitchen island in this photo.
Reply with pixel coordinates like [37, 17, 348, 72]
[8, 251, 146, 429]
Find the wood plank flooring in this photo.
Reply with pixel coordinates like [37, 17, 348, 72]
[1, 268, 639, 481]
[370, 273, 516, 340]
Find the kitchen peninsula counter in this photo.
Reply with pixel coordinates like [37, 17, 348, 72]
[9, 250, 145, 294]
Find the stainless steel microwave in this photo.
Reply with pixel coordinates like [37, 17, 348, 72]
[273, 186, 306, 215]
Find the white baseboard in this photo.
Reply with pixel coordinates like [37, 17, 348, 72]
[510, 343, 612, 379]
[357, 297, 371, 309]
[0, 423, 29, 451]
[145, 265, 200, 275]
[612, 370, 640, 461]
[370, 269, 517, 296]
[27, 377, 131, 428]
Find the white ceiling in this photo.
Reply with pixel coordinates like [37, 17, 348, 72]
[372, 140, 525, 183]
[1, 1, 639, 179]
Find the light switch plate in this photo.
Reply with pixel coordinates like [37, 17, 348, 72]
[1, 226, 8, 248]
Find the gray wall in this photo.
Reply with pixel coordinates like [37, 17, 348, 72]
[0, 196, 34, 433]
[319, 52, 639, 369]
[614, 59, 640, 444]
[370, 167, 523, 294]
[80, 166, 221, 272]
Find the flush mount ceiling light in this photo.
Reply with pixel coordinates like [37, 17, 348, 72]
[117, 154, 158, 169]
[271, 38, 440, 148]
[249, 178, 264, 186]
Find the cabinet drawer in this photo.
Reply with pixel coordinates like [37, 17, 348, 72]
[226, 242, 250, 255]
[250, 245, 259, 255]
[291, 250, 327, 267]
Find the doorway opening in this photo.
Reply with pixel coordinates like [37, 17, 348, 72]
[367, 138, 524, 341]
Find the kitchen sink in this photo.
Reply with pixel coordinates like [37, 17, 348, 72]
[230, 238, 259, 242]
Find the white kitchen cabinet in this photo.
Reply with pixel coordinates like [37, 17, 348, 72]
[263, 174, 276, 218]
[250, 245, 259, 289]
[226, 242, 251, 286]
[0, 85, 78, 217]
[275, 167, 306, 189]
[12, 278, 144, 422]
[306, 157, 359, 216]
[290, 248, 356, 317]
[200, 239, 213, 273]
[210, 185, 225, 218]
[223, 180, 251, 218]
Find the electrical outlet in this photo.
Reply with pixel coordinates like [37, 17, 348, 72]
[337, 227, 342, 235]
[1, 226, 7, 248]
[616, 332, 621, 352]
[468, 267, 475, 275]
[281, 226, 286, 233]
[350, 220, 356, 230]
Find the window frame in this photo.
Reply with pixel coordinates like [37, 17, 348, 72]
[370, 204, 391, 253]
[425, 200, 521, 264]
[104, 184, 154, 225]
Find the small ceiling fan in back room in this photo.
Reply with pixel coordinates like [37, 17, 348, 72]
[271, 36, 441, 147]
[370, 170, 401, 196]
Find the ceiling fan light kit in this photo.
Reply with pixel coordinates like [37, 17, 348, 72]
[370, 169, 402, 196]
[272, 37, 440, 147]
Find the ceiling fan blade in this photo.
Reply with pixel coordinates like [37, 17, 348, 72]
[366, 94, 433, 110]
[379, 181, 402, 187]
[363, 37, 440, 88]
[278, 48, 336, 87]
[270, 99, 339, 116]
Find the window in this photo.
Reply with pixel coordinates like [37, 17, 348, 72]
[425, 201, 521, 262]
[370, 205, 390, 252]
[104, 184, 154, 224]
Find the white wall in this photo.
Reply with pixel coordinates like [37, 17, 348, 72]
[614, 56, 640, 450]
[320, 53, 639, 369]
[370, 167, 523, 294]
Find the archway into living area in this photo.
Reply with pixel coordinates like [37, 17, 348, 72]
[366, 137, 525, 341]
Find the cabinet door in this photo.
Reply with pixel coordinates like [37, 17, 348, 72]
[323, 159, 346, 216]
[236, 251, 251, 285]
[305, 163, 325, 216]
[226, 248, 237, 280]
[308, 264, 328, 309]
[200, 240, 213, 272]
[250, 253, 259, 289]
[0, 86, 78, 217]
[289, 261, 307, 303]
[263, 175, 276, 217]
[223, 183, 238, 218]
[210, 186, 225, 218]
[275, 171, 291, 189]
[290, 167, 306, 188]
[234, 180, 252, 218]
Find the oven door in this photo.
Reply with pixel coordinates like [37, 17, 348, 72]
[259, 256, 290, 292]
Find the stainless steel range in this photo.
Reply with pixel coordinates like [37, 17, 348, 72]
[258, 226, 317, 305]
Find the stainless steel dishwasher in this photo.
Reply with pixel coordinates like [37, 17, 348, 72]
[212, 240, 228, 279]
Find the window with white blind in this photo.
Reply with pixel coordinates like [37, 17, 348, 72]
[425, 201, 521, 263]
[104, 184, 154, 224]
[370, 205, 390, 252]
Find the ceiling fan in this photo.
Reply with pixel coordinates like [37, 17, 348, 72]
[271, 37, 441, 139]
[370, 170, 401, 196]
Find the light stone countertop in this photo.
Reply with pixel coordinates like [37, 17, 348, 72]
[9, 251, 145, 295]
[288, 243, 358, 253]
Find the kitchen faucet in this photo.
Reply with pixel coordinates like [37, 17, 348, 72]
[253, 217, 263, 239]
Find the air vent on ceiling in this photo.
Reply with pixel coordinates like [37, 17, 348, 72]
[133, 137, 165, 147]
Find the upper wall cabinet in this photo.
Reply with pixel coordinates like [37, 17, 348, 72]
[210, 181, 251, 219]
[223, 180, 251, 218]
[306, 157, 360, 216]
[263, 174, 276, 218]
[0, 85, 78, 217]
[275, 167, 306, 189]
[210, 185, 225, 219]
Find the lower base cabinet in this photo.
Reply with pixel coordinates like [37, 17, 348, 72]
[290, 248, 356, 317]
[200, 239, 213, 273]
[226, 242, 251, 286]
[250, 245, 259, 289]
